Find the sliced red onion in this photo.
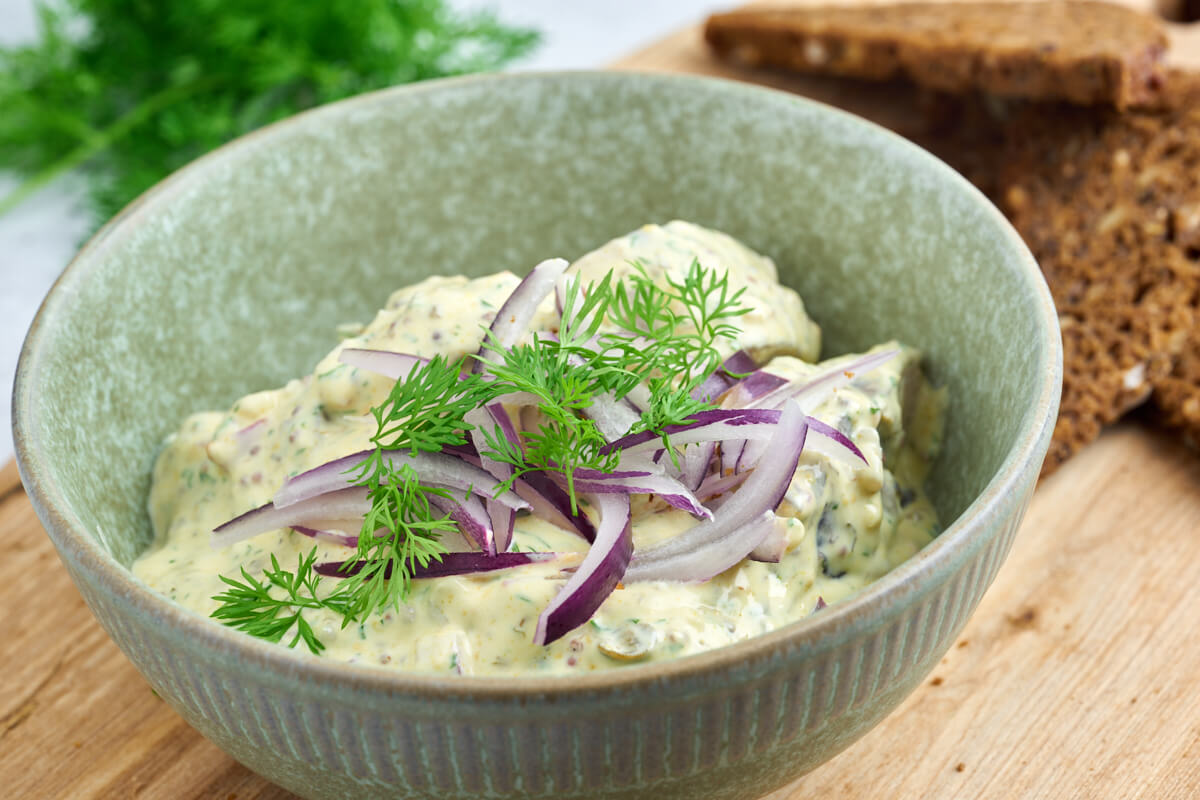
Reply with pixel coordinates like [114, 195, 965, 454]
[291, 525, 359, 549]
[748, 350, 898, 413]
[565, 466, 711, 520]
[610, 404, 863, 475]
[800, 417, 867, 464]
[338, 348, 428, 381]
[719, 439, 745, 480]
[795, 350, 898, 411]
[749, 517, 787, 562]
[492, 505, 516, 553]
[584, 391, 642, 441]
[721, 369, 789, 407]
[207, 418, 267, 468]
[721, 348, 758, 376]
[284, 512, 481, 553]
[536, 331, 643, 441]
[512, 471, 596, 542]
[429, 525, 476, 553]
[212, 487, 369, 549]
[692, 373, 730, 404]
[692, 349, 759, 402]
[694, 470, 750, 502]
[237, 418, 266, 437]
[518, 405, 540, 436]
[490, 390, 544, 408]
[534, 492, 632, 645]
[273, 450, 528, 512]
[429, 489, 494, 554]
[602, 408, 782, 455]
[294, 516, 364, 533]
[624, 383, 652, 413]
[474, 258, 568, 371]
[439, 441, 479, 461]
[624, 402, 809, 582]
[483, 402, 521, 447]
[604, 407, 782, 482]
[554, 276, 567, 317]
[621, 390, 645, 415]
[315, 551, 558, 579]
[738, 414, 867, 470]
[295, 516, 473, 549]
[464, 403, 520, 555]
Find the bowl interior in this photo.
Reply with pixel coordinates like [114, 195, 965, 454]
[16, 72, 1052, 572]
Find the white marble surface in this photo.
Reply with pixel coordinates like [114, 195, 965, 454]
[0, 0, 727, 465]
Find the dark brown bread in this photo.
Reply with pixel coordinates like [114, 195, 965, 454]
[991, 75, 1200, 472]
[1153, 331, 1200, 448]
[705, 2, 1167, 109]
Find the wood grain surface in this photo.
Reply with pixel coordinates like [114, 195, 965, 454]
[7, 4, 1200, 798]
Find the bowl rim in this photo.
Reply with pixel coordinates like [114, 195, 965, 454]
[13, 69, 1061, 699]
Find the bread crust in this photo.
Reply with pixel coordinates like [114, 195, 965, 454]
[705, 2, 1167, 109]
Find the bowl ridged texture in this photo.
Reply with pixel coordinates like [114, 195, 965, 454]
[14, 72, 1059, 800]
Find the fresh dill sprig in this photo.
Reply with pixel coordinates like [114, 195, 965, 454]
[0, 1, 539, 224]
[367, 354, 492, 454]
[211, 548, 351, 655]
[337, 461, 454, 621]
[604, 259, 751, 435]
[479, 332, 621, 507]
[340, 356, 491, 613]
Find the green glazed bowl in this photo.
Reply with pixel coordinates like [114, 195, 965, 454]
[13, 72, 1060, 799]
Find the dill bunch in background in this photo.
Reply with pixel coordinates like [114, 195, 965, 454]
[0, 0, 539, 223]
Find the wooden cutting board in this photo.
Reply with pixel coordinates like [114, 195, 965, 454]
[6, 6, 1200, 798]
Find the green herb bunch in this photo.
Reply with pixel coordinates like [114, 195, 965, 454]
[212, 260, 749, 653]
[211, 549, 353, 654]
[0, 0, 539, 221]
[341, 356, 495, 617]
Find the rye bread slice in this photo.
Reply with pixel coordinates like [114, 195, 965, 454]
[993, 74, 1200, 472]
[705, 2, 1167, 109]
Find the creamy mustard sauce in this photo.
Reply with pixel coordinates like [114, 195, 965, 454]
[135, 221, 945, 676]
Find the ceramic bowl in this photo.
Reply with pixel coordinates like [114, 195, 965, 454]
[13, 72, 1060, 799]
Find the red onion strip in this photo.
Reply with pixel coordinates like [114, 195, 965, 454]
[679, 441, 715, 491]
[512, 471, 596, 542]
[273, 450, 528, 512]
[315, 551, 558, 579]
[465, 403, 522, 555]
[748, 517, 787, 563]
[452, 433, 595, 542]
[474, 258, 568, 372]
[291, 525, 359, 549]
[212, 487, 369, 549]
[428, 489, 494, 554]
[747, 350, 898, 413]
[737, 414, 867, 471]
[692, 349, 759, 402]
[338, 348, 428, 380]
[623, 401, 809, 582]
[533, 492, 632, 645]
[602, 408, 782, 455]
[694, 470, 750, 501]
[563, 467, 711, 520]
